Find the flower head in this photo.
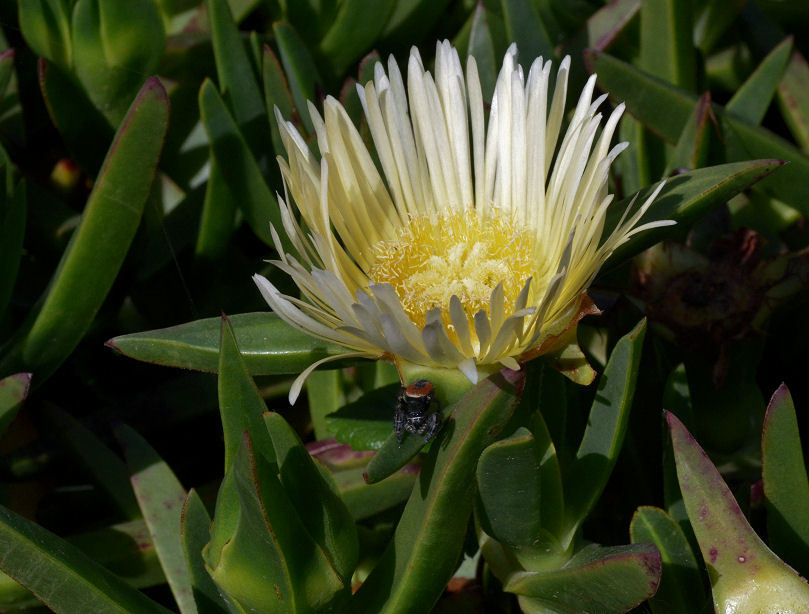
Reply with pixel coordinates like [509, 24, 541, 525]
[254, 41, 670, 402]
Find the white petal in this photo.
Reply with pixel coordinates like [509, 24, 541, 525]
[289, 352, 369, 404]
[457, 357, 479, 383]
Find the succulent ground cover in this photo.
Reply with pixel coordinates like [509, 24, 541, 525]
[0, 1, 808, 613]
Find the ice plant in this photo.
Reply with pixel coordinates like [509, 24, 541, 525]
[254, 41, 670, 402]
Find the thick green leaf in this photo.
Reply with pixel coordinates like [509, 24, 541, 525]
[0, 518, 164, 611]
[0, 373, 30, 438]
[694, 0, 745, 53]
[762, 384, 809, 575]
[661, 363, 693, 526]
[264, 412, 358, 583]
[38, 58, 112, 175]
[332, 464, 417, 521]
[225, 0, 260, 22]
[667, 93, 717, 173]
[0, 177, 25, 320]
[584, 48, 693, 142]
[506, 544, 661, 613]
[198, 79, 284, 248]
[640, 0, 696, 91]
[777, 49, 809, 152]
[194, 158, 236, 263]
[726, 37, 793, 126]
[563, 319, 646, 544]
[0, 49, 14, 104]
[71, 0, 165, 126]
[116, 424, 196, 614]
[379, 0, 452, 45]
[528, 410, 564, 539]
[603, 160, 782, 269]
[1, 77, 168, 382]
[262, 44, 295, 157]
[477, 427, 543, 547]
[273, 22, 322, 134]
[500, 0, 554, 66]
[353, 368, 525, 613]
[180, 491, 232, 614]
[307, 439, 417, 521]
[0, 505, 171, 613]
[667, 411, 809, 612]
[467, 3, 497, 103]
[325, 383, 398, 451]
[586, 49, 809, 215]
[17, 0, 73, 67]
[207, 0, 269, 164]
[319, 0, 395, 77]
[584, 0, 640, 52]
[217, 315, 275, 471]
[307, 370, 344, 441]
[204, 434, 347, 613]
[630, 506, 705, 614]
[108, 312, 349, 375]
[42, 406, 140, 520]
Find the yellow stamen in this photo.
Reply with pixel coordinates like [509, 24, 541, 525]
[369, 209, 547, 328]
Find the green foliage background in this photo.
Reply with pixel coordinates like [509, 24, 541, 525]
[0, 0, 808, 612]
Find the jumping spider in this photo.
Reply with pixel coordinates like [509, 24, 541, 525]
[394, 379, 442, 444]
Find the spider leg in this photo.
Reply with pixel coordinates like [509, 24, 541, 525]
[423, 412, 441, 444]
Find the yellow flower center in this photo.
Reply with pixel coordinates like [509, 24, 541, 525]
[369, 209, 542, 328]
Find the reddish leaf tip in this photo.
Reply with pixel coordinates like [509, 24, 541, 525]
[140, 76, 169, 103]
[0, 48, 14, 61]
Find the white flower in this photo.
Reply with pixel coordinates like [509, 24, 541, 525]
[254, 41, 671, 403]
